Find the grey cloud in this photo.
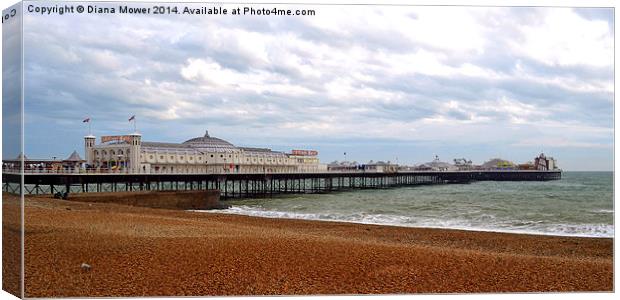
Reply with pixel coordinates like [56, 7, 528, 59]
[18, 4, 614, 170]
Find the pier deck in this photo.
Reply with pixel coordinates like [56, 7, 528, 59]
[3, 170, 562, 199]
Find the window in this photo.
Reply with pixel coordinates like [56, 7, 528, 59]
[170, 156, 174, 159]
[160, 156, 164, 159]
[210, 155, 214, 158]
[149, 155, 153, 159]
[220, 155, 223, 158]
[180, 156, 184, 160]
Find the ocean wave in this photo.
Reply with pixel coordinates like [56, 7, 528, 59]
[194, 206, 614, 238]
[590, 209, 614, 214]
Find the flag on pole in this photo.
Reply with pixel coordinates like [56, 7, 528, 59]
[84, 117, 92, 135]
[128, 115, 135, 122]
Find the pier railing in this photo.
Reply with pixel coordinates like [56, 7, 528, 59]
[3, 170, 562, 198]
[3, 167, 561, 175]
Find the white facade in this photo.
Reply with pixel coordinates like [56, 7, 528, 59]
[289, 154, 326, 172]
[548, 157, 557, 170]
[84, 131, 322, 174]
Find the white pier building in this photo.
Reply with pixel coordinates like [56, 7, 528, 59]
[84, 130, 324, 174]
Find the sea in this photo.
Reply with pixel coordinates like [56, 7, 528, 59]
[205, 172, 614, 238]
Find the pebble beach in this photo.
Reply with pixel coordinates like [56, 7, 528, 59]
[2, 193, 613, 297]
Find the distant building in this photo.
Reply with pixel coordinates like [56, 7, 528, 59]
[2, 153, 66, 173]
[415, 156, 456, 171]
[534, 153, 558, 171]
[413, 163, 433, 171]
[62, 151, 85, 172]
[453, 158, 473, 170]
[325, 160, 399, 173]
[397, 165, 416, 172]
[289, 150, 325, 173]
[327, 160, 359, 172]
[362, 161, 398, 173]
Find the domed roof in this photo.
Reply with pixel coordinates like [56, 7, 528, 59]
[183, 130, 238, 152]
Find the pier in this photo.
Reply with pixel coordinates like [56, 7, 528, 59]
[3, 170, 562, 199]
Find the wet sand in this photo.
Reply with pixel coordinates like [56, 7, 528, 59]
[3, 193, 613, 297]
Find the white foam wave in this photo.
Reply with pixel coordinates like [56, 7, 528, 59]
[193, 206, 614, 238]
[590, 209, 614, 214]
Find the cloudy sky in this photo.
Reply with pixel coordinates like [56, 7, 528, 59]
[19, 3, 613, 170]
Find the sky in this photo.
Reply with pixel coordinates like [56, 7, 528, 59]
[15, 3, 614, 171]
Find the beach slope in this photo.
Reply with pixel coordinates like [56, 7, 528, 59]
[5, 193, 612, 297]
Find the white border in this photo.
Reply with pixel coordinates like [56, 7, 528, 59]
[0, 1, 616, 300]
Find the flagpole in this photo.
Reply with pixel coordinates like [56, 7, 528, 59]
[128, 115, 137, 133]
[89, 120, 91, 136]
